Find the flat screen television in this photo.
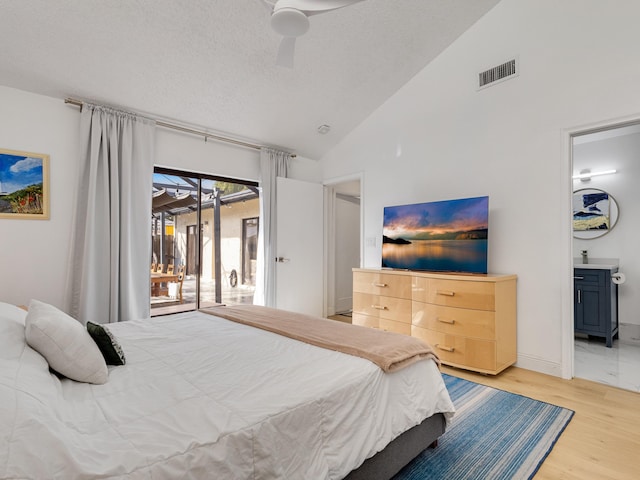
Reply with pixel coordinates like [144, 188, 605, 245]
[382, 196, 489, 274]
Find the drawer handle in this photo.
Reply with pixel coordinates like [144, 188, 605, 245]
[437, 317, 455, 325]
[435, 344, 455, 353]
[573, 276, 584, 280]
[436, 290, 455, 297]
[372, 282, 388, 288]
[371, 305, 388, 310]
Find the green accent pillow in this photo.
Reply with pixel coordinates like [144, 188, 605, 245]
[86, 322, 126, 366]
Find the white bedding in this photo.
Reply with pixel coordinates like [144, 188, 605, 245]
[0, 307, 454, 480]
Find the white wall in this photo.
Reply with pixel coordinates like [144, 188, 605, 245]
[320, 0, 640, 377]
[155, 128, 260, 183]
[0, 85, 321, 310]
[573, 130, 640, 335]
[0, 86, 78, 309]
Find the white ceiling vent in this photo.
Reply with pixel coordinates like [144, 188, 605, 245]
[478, 58, 518, 90]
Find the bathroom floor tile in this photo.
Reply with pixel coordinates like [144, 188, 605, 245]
[575, 338, 640, 392]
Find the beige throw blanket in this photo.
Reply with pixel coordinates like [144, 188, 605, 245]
[199, 305, 438, 372]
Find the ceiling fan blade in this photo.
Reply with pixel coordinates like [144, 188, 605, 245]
[275, 0, 365, 14]
[276, 37, 296, 68]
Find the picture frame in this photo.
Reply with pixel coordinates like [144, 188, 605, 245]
[572, 188, 619, 239]
[0, 148, 50, 220]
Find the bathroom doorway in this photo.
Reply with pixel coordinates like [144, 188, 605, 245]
[324, 174, 362, 319]
[570, 121, 640, 391]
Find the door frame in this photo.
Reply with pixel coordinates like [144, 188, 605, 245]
[323, 172, 364, 317]
[562, 113, 640, 379]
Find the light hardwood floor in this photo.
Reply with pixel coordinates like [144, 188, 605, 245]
[441, 365, 640, 479]
[327, 315, 639, 478]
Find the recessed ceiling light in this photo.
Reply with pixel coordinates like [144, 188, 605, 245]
[317, 124, 331, 135]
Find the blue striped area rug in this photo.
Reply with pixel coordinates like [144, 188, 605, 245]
[394, 374, 574, 480]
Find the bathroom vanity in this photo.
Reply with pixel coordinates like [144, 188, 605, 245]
[573, 263, 619, 347]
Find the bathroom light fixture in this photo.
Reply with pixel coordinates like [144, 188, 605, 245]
[317, 124, 331, 135]
[572, 168, 617, 181]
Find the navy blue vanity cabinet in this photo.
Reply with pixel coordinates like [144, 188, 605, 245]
[574, 267, 619, 347]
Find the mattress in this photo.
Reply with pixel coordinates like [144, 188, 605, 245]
[0, 307, 454, 479]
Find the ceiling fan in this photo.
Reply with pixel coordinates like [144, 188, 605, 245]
[262, 0, 365, 68]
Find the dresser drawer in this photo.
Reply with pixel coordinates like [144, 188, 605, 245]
[353, 271, 412, 298]
[413, 277, 495, 311]
[379, 318, 411, 335]
[354, 268, 516, 375]
[412, 302, 495, 340]
[352, 313, 410, 335]
[352, 312, 379, 329]
[353, 292, 412, 323]
[411, 326, 497, 372]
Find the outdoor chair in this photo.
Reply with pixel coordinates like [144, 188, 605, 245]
[168, 271, 185, 303]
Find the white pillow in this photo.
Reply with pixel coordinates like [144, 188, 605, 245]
[25, 299, 108, 384]
[0, 302, 28, 325]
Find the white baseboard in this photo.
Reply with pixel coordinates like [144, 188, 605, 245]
[620, 323, 640, 346]
[515, 353, 565, 378]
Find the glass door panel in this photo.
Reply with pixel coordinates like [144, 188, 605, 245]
[216, 182, 259, 306]
[151, 168, 259, 316]
[151, 171, 198, 314]
[198, 178, 218, 308]
[199, 179, 259, 307]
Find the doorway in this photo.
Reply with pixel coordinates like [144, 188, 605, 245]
[569, 120, 640, 392]
[324, 175, 363, 318]
[150, 167, 260, 315]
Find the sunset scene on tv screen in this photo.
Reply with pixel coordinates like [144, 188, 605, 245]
[382, 196, 488, 273]
[383, 196, 488, 241]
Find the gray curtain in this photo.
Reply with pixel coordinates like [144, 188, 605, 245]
[69, 104, 156, 324]
[254, 147, 291, 307]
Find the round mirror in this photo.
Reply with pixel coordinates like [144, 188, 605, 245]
[572, 188, 619, 239]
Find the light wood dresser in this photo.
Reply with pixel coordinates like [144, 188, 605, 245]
[352, 268, 517, 375]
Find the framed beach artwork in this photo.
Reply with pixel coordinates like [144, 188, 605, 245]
[0, 148, 50, 220]
[573, 188, 619, 239]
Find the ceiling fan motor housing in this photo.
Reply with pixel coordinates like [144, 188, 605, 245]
[271, 7, 310, 37]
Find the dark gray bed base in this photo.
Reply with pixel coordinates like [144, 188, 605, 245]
[343, 412, 446, 480]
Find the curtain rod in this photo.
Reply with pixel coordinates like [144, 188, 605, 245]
[64, 97, 296, 157]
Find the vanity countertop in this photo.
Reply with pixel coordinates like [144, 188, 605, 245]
[573, 257, 619, 271]
[574, 264, 619, 271]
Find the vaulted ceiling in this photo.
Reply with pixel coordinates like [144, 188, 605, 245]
[0, 0, 500, 159]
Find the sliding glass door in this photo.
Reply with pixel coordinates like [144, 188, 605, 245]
[150, 167, 259, 315]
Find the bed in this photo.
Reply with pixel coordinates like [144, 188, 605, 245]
[0, 301, 455, 479]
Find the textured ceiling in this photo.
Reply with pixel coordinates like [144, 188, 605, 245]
[0, 0, 500, 159]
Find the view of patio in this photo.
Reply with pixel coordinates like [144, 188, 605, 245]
[151, 276, 255, 316]
[150, 168, 259, 316]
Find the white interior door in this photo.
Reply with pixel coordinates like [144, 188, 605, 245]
[276, 177, 324, 316]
